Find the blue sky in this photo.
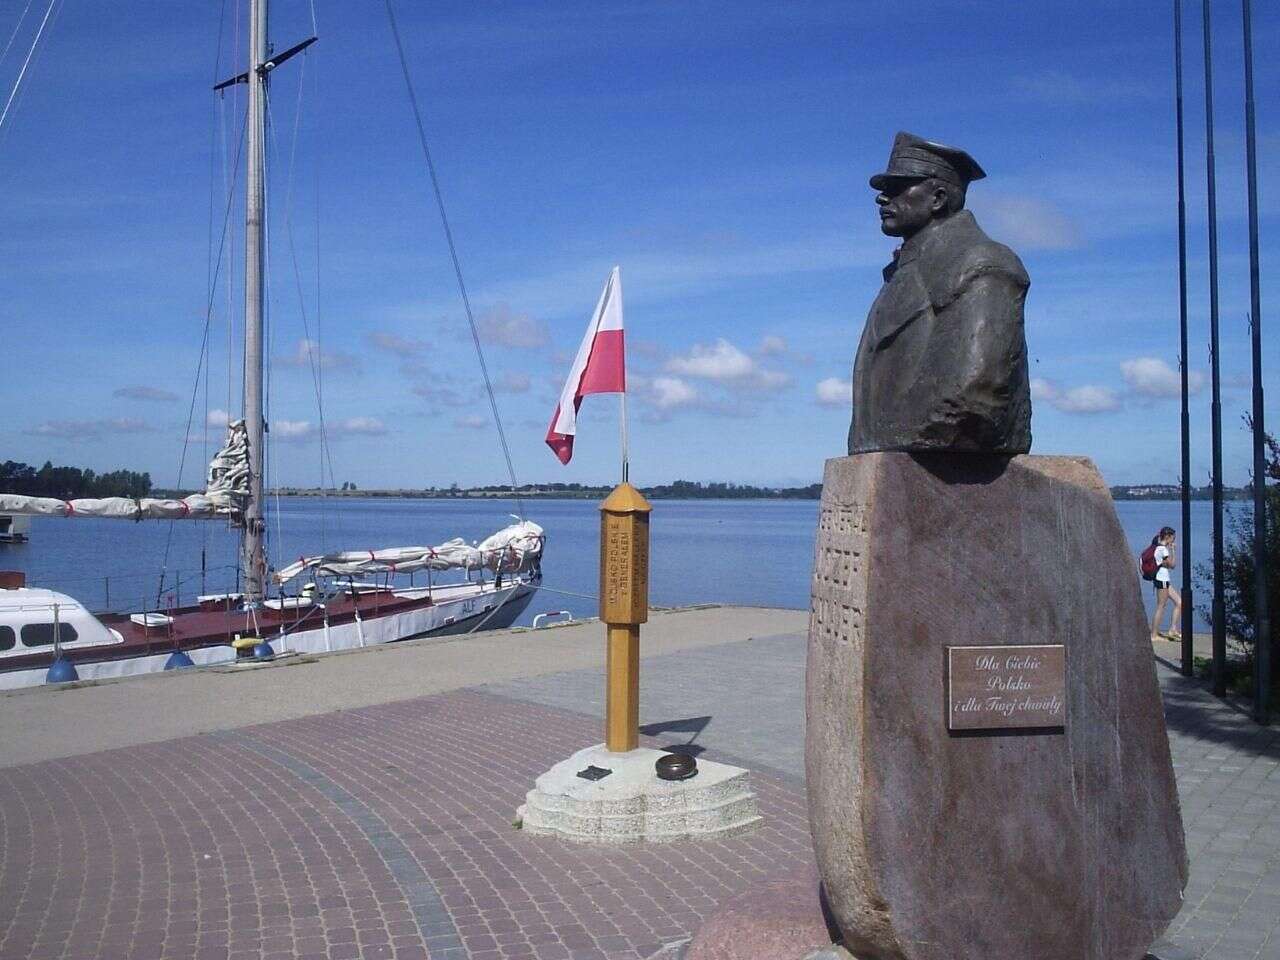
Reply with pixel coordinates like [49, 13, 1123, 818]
[0, 0, 1276, 490]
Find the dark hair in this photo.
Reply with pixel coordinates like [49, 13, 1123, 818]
[1151, 526, 1175, 546]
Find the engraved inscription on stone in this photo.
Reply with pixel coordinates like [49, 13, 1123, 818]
[811, 500, 868, 652]
[947, 645, 1066, 731]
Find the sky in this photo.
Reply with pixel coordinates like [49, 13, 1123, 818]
[0, 0, 1277, 491]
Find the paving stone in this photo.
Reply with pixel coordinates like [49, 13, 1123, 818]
[0, 630, 1277, 960]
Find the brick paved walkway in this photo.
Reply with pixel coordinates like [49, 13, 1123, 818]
[0, 689, 811, 960]
[1, 630, 1277, 960]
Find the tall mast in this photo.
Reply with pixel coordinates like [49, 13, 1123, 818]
[211, 2, 314, 603]
[241, 0, 268, 601]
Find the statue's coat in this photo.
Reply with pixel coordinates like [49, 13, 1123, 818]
[848, 210, 1032, 454]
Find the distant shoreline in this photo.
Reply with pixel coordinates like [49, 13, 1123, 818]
[243, 483, 1256, 503]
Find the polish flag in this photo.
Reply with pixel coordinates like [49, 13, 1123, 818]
[546, 266, 625, 464]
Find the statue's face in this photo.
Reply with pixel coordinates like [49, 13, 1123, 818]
[875, 178, 946, 239]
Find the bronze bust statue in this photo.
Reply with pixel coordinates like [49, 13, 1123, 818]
[848, 132, 1032, 454]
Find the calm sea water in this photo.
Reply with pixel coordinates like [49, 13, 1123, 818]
[0, 496, 1243, 633]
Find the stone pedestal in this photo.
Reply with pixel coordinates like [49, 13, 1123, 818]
[807, 453, 1187, 960]
[681, 865, 846, 960]
[518, 744, 760, 844]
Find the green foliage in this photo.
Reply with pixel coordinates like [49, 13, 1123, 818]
[1196, 425, 1279, 674]
[0, 460, 152, 499]
[1191, 655, 1254, 696]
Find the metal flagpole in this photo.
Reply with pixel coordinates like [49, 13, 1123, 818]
[1242, 0, 1270, 723]
[620, 392, 630, 484]
[1175, 0, 1194, 677]
[1202, 0, 1227, 697]
[618, 266, 629, 485]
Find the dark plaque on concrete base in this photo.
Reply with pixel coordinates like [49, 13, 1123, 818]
[806, 453, 1187, 960]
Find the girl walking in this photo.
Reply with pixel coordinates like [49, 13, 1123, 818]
[1149, 526, 1182, 642]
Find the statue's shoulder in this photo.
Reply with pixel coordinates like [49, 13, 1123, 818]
[923, 213, 1028, 304]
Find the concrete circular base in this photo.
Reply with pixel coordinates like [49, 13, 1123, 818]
[517, 743, 760, 845]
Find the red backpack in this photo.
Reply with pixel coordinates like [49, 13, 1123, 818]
[1139, 544, 1159, 581]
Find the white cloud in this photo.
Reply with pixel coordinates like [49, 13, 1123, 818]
[665, 338, 791, 393]
[1033, 378, 1120, 414]
[269, 417, 386, 442]
[759, 335, 787, 357]
[1121, 357, 1205, 398]
[454, 414, 489, 430]
[368, 331, 429, 356]
[1030, 378, 1055, 401]
[337, 417, 387, 436]
[667, 339, 755, 380]
[25, 417, 155, 439]
[476, 304, 548, 349]
[207, 408, 231, 428]
[113, 385, 178, 402]
[273, 419, 315, 440]
[279, 338, 359, 371]
[972, 196, 1081, 251]
[650, 376, 699, 410]
[815, 377, 851, 407]
[412, 383, 468, 407]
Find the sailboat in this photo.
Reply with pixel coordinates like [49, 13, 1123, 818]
[0, 0, 544, 690]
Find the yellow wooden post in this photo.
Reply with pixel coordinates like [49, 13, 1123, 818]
[599, 482, 651, 752]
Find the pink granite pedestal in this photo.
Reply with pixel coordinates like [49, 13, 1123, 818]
[683, 865, 848, 960]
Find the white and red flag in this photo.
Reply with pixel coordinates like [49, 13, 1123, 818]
[546, 266, 625, 464]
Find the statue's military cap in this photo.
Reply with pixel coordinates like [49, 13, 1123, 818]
[869, 131, 986, 191]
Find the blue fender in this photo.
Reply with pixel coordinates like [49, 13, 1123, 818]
[46, 657, 79, 684]
[164, 650, 195, 670]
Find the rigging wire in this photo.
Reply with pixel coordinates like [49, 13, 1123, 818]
[263, 96, 282, 577]
[312, 42, 329, 542]
[270, 53, 337, 548]
[303, 0, 332, 543]
[382, 0, 525, 520]
[157, 105, 249, 605]
[0, 0, 58, 145]
[202, 0, 231, 593]
[0, 0, 36, 72]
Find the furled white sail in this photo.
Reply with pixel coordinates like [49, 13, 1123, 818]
[0, 421, 250, 521]
[273, 520, 544, 584]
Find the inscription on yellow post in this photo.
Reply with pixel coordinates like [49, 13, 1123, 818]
[599, 482, 651, 752]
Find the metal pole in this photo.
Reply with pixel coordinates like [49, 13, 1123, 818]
[1175, 0, 1195, 677]
[620, 391, 630, 485]
[1202, 0, 1227, 697]
[1242, 0, 1270, 722]
[240, 0, 268, 602]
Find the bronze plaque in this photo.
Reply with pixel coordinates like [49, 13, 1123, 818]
[599, 511, 649, 624]
[947, 644, 1066, 731]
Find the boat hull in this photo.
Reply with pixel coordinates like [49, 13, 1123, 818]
[0, 580, 539, 691]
